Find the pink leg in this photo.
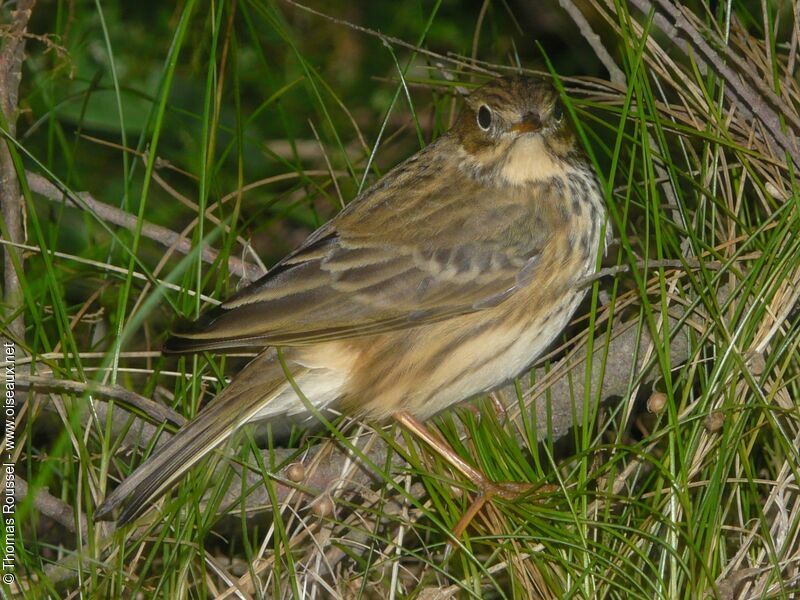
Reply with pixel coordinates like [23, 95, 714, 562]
[393, 410, 533, 536]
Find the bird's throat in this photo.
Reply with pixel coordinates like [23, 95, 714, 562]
[498, 136, 563, 186]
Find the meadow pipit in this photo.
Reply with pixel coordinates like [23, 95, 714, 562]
[96, 76, 609, 525]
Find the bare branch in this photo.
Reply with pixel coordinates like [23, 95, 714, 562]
[628, 0, 799, 167]
[26, 172, 265, 282]
[558, 0, 626, 85]
[15, 477, 88, 537]
[0, 0, 36, 341]
[17, 374, 186, 427]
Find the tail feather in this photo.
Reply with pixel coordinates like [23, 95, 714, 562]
[95, 350, 301, 524]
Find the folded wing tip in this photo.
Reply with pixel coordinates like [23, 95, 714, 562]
[93, 501, 117, 522]
[95, 494, 150, 525]
[162, 312, 222, 354]
[94, 490, 138, 524]
[162, 333, 197, 355]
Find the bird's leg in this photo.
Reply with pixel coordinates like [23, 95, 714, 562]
[393, 410, 532, 536]
[488, 391, 509, 424]
[462, 392, 508, 424]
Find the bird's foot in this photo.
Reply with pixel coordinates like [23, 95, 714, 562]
[393, 410, 549, 537]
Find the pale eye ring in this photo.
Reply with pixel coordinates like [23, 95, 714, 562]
[477, 105, 492, 130]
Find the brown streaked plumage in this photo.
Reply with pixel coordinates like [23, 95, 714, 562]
[95, 76, 609, 525]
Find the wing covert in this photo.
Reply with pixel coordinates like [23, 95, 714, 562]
[164, 140, 558, 353]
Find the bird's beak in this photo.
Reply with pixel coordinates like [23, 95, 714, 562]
[510, 111, 542, 134]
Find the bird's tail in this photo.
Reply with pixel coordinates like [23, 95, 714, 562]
[94, 350, 306, 524]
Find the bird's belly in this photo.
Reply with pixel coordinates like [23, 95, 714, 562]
[480, 295, 583, 389]
[342, 288, 587, 420]
[417, 291, 585, 417]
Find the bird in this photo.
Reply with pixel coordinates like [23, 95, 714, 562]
[95, 75, 609, 525]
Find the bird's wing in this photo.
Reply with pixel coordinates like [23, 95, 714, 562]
[165, 141, 559, 352]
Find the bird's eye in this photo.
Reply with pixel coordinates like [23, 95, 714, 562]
[477, 105, 492, 130]
[553, 101, 564, 123]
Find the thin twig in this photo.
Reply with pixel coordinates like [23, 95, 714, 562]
[17, 374, 186, 427]
[281, 0, 500, 77]
[558, 0, 626, 85]
[0, 238, 220, 304]
[575, 254, 757, 288]
[629, 0, 799, 167]
[0, 0, 36, 341]
[470, 0, 491, 68]
[15, 477, 88, 536]
[25, 171, 264, 282]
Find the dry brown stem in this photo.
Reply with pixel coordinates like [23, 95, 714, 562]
[0, 0, 36, 341]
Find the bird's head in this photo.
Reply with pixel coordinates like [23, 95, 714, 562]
[453, 76, 578, 185]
